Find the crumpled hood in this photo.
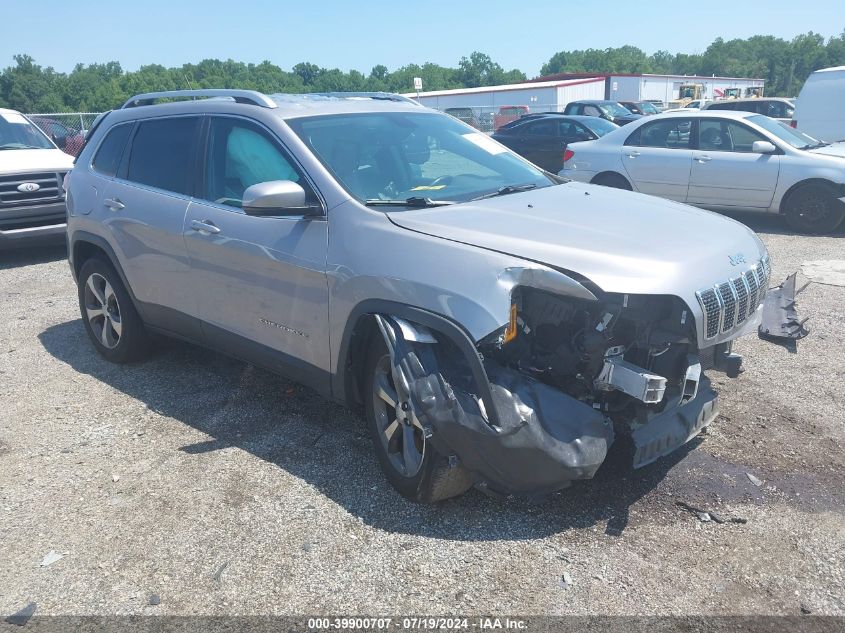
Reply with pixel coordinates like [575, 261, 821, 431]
[806, 142, 845, 160]
[387, 181, 766, 296]
[0, 148, 74, 175]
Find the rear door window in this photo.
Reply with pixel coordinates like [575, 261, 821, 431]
[625, 119, 693, 149]
[126, 117, 200, 195]
[524, 120, 557, 136]
[92, 124, 133, 177]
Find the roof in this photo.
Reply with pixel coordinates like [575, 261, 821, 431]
[113, 89, 430, 120]
[815, 66, 845, 73]
[401, 76, 605, 99]
[661, 110, 760, 119]
[532, 72, 765, 83]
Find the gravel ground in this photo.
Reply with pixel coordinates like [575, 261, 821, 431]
[0, 214, 843, 618]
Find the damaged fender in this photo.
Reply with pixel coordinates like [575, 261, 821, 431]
[374, 314, 615, 496]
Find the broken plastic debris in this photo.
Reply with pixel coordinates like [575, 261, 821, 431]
[746, 472, 764, 487]
[40, 550, 64, 567]
[112, 474, 120, 483]
[561, 572, 573, 588]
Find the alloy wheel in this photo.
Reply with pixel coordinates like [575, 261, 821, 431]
[83, 273, 122, 349]
[371, 355, 426, 478]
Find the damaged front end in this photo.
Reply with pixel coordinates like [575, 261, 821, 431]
[375, 285, 736, 497]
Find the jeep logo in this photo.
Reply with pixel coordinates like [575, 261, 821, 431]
[17, 182, 40, 193]
[728, 253, 746, 266]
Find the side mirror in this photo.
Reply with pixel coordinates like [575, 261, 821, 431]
[752, 140, 777, 154]
[242, 180, 321, 217]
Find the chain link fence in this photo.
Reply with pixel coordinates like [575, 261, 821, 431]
[28, 112, 101, 157]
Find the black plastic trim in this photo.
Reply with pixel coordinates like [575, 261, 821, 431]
[334, 300, 500, 427]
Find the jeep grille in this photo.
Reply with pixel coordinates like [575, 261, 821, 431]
[696, 255, 770, 340]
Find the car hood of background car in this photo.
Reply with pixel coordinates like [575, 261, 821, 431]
[0, 148, 75, 175]
[806, 142, 845, 159]
[386, 181, 765, 296]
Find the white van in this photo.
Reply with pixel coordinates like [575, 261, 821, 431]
[792, 66, 845, 142]
[0, 108, 75, 246]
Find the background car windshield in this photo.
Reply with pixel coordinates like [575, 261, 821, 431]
[602, 103, 632, 117]
[585, 118, 619, 136]
[288, 112, 551, 203]
[748, 114, 820, 147]
[0, 112, 54, 150]
[639, 102, 660, 114]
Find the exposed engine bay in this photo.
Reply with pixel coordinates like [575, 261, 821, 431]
[372, 286, 737, 497]
[481, 288, 711, 436]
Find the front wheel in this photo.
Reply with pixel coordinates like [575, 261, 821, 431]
[363, 337, 473, 502]
[783, 184, 845, 234]
[78, 258, 150, 363]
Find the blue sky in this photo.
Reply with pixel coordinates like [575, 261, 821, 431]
[3, 0, 843, 77]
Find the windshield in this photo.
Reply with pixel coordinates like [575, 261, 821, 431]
[639, 102, 660, 114]
[747, 114, 822, 148]
[287, 112, 553, 204]
[0, 111, 55, 150]
[583, 117, 619, 136]
[601, 103, 633, 117]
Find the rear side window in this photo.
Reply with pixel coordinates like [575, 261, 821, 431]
[707, 102, 733, 111]
[626, 119, 693, 149]
[127, 117, 199, 195]
[92, 124, 132, 177]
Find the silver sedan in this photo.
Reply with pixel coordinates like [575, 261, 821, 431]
[560, 110, 845, 233]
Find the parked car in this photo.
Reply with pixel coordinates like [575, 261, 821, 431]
[68, 89, 769, 502]
[444, 107, 481, 130]
[0, 108, 75, 246]
[492, 114, 619, 172]
[561, 110, 845, 233]
[792, 66, 845, 142]
[493, 105, 530, 131]
[619, 101, 661, 116]
[563, 100, 641, 125]
[30, 117, 86, 157]
[645, 99, 666, 112]
[703, 98, 795, 123]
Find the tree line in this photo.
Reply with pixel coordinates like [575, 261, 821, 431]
[1, 30, 843, 113]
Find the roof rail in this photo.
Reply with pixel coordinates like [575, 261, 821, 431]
[303, 92, 422, 105]
[121, 89, 277, 109]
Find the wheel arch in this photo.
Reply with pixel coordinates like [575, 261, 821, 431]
[591, 171, 633, 189]
[333, 300, 501, 427]
[778, 178, 845, 215]
[70, 231, 140, 310]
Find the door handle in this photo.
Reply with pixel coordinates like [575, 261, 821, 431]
[104, 198, 124, 211]
[625, 151, 641, 158]
[190, 219, 221, 235]
[696, 155, 712, 163]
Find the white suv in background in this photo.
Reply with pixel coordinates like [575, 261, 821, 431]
[0, 108, 75, 246]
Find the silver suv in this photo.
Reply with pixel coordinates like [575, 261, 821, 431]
[66, 89, 770, 502]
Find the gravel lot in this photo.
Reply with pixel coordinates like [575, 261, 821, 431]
[0, 214, 843, 618]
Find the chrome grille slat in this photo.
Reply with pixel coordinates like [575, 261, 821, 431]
[697, 256, 770, 340]
[0, 172, 65, 206]
[733, 276, 750, 323]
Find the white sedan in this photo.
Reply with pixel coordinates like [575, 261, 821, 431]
[560, 110, 845, 233]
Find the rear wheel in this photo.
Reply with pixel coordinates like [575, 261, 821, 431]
[591, 172, 633, 190]
[783, 183, 845, 234]
[78, 258, 149, 363]
[363, 337, 473, 502]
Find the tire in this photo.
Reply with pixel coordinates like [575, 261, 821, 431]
[363, 336, 473, 502]
[783, 183, 845, 234]
[77, 257, 149, 363]
[591, 172, 633, 190]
